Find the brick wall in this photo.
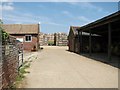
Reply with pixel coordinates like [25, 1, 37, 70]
[23, 35, 38, 51]
[10, 34, 39, 51]
[0, 30, 2, 89]
[1, 36, 19, 89]
[54, 33, 68, 46]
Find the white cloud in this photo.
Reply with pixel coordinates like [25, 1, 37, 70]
[0, 3, 2, 19]
[62, 11, 70, 15]
[3, 14, 41, 23]
[4, 0, 119, 2]
[82, 2, 103, 12]
[0, 13, 2, 19]
[77, 16, 91, 23]
[62, 10, 74, 18]
[62, 10, 92, 23]
[1, 0, 13, 2]
[68, 2, 103, 12]
[2, 4, 14, 10]
[43, 22, 66, 27]
[0, 2, 14, 10]
[7, 2, 13, 5]
[3, 10, 67, 27]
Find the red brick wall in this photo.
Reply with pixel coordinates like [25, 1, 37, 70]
[11, 34, 39, 51]
[23, 35, 38, 51]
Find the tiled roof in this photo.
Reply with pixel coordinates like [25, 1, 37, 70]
[2, 24, 39, 34]
[70, 26, 96, 36]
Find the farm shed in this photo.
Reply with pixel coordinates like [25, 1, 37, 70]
[77, 11, 120, 67]
[68, 26, 99, 54]
[68, 26, 80, 53]
[2, 24, 40, 51]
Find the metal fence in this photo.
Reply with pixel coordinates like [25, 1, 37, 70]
[18, 52, 23, 68]
[17, 42, 23, 68]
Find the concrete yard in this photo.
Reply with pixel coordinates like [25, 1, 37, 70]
[24, 46, 118, 88]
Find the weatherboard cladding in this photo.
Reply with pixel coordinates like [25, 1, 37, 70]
[68, 26, 80, 52]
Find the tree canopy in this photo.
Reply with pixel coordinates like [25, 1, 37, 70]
[0, 20, 9, 41]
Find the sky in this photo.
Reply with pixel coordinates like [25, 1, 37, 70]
[1, 2, 119, 34]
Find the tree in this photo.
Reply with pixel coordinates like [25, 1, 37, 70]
[0, 20, 9, 42]
[48, 40, 54, 46]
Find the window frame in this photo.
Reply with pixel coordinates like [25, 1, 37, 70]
[25, 35, 32, 42]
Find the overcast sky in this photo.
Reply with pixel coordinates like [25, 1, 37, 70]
[1, 2, 119, 33]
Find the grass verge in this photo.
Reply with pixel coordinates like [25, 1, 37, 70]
[10, 61, 30, 88]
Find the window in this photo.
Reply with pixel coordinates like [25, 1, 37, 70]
[25, 35, 32, 42]
[16, 38, 23, 42]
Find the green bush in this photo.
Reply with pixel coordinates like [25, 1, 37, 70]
[0, 20, 9, 41]
[48, 41, 54, 46]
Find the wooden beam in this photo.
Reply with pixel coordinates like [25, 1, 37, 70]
[108, 23, 112, 61]
[78, 30, 80, 53]
[89, 29, 92, 56]
[80, 31, 82, 53]
[78, 15, 120, 32]
[78, 30, 80, 42]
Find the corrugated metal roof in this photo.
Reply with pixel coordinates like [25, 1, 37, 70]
[70, 26, 100, 36]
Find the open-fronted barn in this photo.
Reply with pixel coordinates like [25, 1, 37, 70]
[78, 11, 120, 67]
[68, 11, 120, 68]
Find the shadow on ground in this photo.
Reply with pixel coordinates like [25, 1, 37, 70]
[66, 50, 120, 69]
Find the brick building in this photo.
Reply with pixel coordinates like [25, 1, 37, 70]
[2, 24, 40, 51]
[47, 33, 54, 45]
[39, 32, 68, 46]
[54, 32, 68, 46]
[39, 32, 54, 46]
[39, 32, 45, 46]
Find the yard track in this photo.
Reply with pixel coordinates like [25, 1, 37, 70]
[24, 46, 118, 88]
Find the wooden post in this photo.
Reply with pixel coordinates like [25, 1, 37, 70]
[80, 31, 82, 53]
[78, 30, 80, 42]
[108, 23, 111, 61]
[89, 29, 92, 56]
